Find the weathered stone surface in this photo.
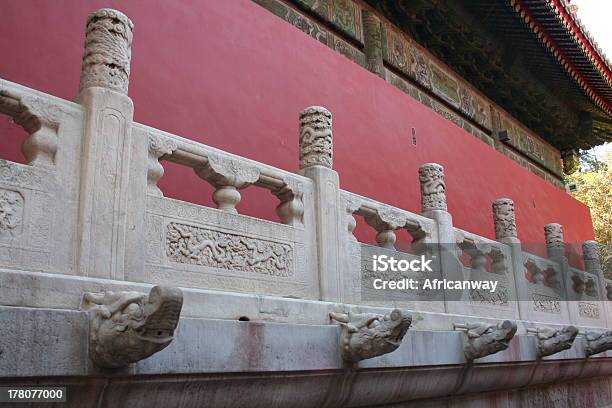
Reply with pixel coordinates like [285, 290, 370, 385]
[81, 285, 183, 368]
[330, 308, 412, 363]
[0, 306, 88, 377]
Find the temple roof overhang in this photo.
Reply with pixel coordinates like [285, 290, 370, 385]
[366, 0, 612, 151]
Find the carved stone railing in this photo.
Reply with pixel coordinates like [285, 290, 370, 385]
[453, 228, 518, 319]
[0, 7, 610, 342]
[0, 79, 84, 275]
[519, 253, 571, 324]
[135, 124, 318, 299]
[340, 190, 442, 311]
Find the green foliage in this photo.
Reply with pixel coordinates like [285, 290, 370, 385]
[568, 152, 612, 278]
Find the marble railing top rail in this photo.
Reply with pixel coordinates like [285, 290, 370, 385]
[0, 79, 83, 169]
[137, 122, 310, 196]
[0, 79, 82, 114]
[136, 123, 310, 227]
[522, 252, 562, 271]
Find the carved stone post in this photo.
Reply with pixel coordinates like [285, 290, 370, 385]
[545, 223, 565, 260]
[492, 198, 528, 319]
[543, 224, 576, 322]
[299, 106, 343, 301]
[419, 163, 461, 305]
[79, 8, 133, 94]
[419, 163, 447, 213]
[583, 240, 607, 300]
[584, 240, 602, 274]
[76, 8, 138, 280]
[492, 198, 517, 241]
[362, 10, 385, 78]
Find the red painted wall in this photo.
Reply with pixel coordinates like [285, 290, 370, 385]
[0, 0, 594, 266]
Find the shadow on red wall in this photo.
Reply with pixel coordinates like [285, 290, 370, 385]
[0, 0, 593, 267]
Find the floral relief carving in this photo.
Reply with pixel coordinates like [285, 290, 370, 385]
[166, 222, 294, 277]
[0, 189, 24, 241]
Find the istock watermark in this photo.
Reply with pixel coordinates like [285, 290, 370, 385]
[372, 255, 433, 272]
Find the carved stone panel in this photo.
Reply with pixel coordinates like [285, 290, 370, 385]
[578, 302, 600, 319]
[0, 189, 24, 242]
[166, 222, 294, 277]
[532, 294, 562, 314]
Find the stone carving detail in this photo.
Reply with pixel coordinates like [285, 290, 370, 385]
[299, 106, 332, 169]
[524, 257, 560, 288]
[147, 133, 178, 196]
[344, 196, 362, 240]
[571, 272, 598, 297]
[81, 285, 183, 368]
[532, 294, 562, 314]
[529, 326, 578, 357]
[544, 223, 564, 256]
[578, 302, 600, 319]
[583, 240, 601, 262]
[492, 198, 517, 239]
[0, 189, 24, 241]
[79, 8, 134, 94]
[456, 320, 517, 361]
[419, 163, 447, 212]
[0, 91, 63, 167]
[329, 309, 412, 363]
[166, 222, 294, 277]
[583, 240, 603, 274]
[585, 330, 612, 356]
[0, 160, 45, 189]
[195, 153, 261, 213]
[469, 285, 509, 306]
[273, 178, 304, 227]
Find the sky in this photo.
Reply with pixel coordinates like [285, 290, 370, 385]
[571, 0, 612, 158]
